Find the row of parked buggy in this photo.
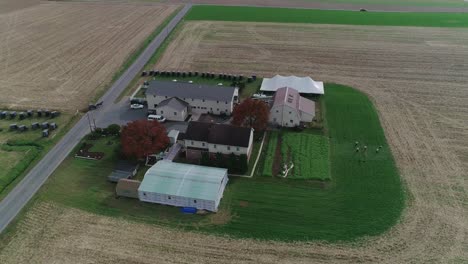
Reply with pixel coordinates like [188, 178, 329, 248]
[142, 70, 258, 83]
[0, 109, 60, 120]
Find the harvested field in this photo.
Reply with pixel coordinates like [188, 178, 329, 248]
[1, 21, 468, 263]
[0, 2, 178, 111]
[157, 22, 468, 262]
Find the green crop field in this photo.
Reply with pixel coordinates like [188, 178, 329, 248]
[281, 132, 330, 180]
[309, 0, 464, 7]
[186, 6, 468, 28]
[28, 83, 403, 242]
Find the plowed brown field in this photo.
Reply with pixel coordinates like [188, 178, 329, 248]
[0, 2, 178, 111]
[1, 22, 467, 263]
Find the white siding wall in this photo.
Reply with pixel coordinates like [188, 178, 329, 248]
[147, 93, 237, 115]
[300, 111, 314, 123]
[139, 191, 217, 211]
[156, 104, 187, 121]
[184, 129, 253, 158]
[269, 105, 301, 127]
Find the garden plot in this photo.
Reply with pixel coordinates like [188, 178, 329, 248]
[281, 132, 330, 180]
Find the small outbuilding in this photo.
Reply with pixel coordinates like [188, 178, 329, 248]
[107, 160, 140, 183]
[116, 179, 141, 199]
[138, 161, 228, 212]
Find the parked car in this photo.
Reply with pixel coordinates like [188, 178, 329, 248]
[360, 8, 367, 12]
[130, 104, 144, 109]
[147, 114, 166, 122]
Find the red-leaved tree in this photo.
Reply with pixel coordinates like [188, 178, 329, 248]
[120, 120, 169, 160]
[231, 98, 269, 131]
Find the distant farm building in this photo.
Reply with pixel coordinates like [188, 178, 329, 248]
[260, 75, 324, 95]
[146, 80, 239, 120]
[138, 161, 228, 212]
[181, 121, 254, 161]
[269, 87, 315, 127]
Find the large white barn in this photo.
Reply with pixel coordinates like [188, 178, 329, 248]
[269, 87, 315, 127]
[138, 161, 228, 212]
[260, 75, 324, 95]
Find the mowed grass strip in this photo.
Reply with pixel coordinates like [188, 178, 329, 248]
[186, 6, 468, 28]
[282, 132, 330, 180]
[262, 131, 278, 177]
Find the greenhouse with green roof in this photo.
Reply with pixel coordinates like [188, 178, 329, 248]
[138, 160, 229, 212]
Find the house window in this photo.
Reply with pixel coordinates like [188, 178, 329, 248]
[143, 192, 146, 196]
[290, 120, 293, 123]
[214, 144, 217, 149]
[194, 200, 197, 203]
[202, 142, 205, 146]
[227, 146, 231, 150]
[154, 104, 157, 108]
[153, 95, 156, 98]
[217, 101, 219, 104]
[168, 196, 171, 200]
[165, 96, 168, 99]
[217, 108, 219, 111]
[210, 107, 213, 110]
[191, 141, 194, 145]
[160, 110, 164, 114]
[276, 110, 279, 113]
[192, 98, 194, 101]
[225, 101, 228, 104]
[174, 112, 177, 115]
[202, 99, 205, 102]
[273, 118, 277, 122]
[236, 147, 240, 151]
[289, 111, 292, 114]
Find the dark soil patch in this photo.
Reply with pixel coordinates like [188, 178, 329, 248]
[272, 133, 282, 177]
[75, 143, 104, 160]
[239, 200, 249, 207]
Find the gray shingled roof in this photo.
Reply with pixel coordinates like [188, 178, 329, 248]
[185, 121, 252, 147]
[157, 97, 189, 111]
[146, 80, 237, 102]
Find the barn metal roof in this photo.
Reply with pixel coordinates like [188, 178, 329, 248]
[138, 161, 227, 201]
[260, 75, 324, 94]
[146, 80, 238, 102]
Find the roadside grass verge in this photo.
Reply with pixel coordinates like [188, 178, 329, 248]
[0, 113, 78, 201]
[186, 5, 468, 28]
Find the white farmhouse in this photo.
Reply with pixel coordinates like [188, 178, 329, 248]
[269, 87, 316, 127]
[146, 80, 239, 121]
[180, 121, 254, 161]
[138, 160, 228, 212]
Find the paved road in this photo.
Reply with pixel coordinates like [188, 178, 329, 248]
[0, 3, 193, 234]
[174, 0, 468, 13]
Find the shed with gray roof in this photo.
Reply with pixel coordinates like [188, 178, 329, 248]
[146, 80, 239, 116]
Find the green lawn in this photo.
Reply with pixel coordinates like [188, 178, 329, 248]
[186, 6, 468, 28]
[29, 83, 403, 242]
[206, 84, 404, 241]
